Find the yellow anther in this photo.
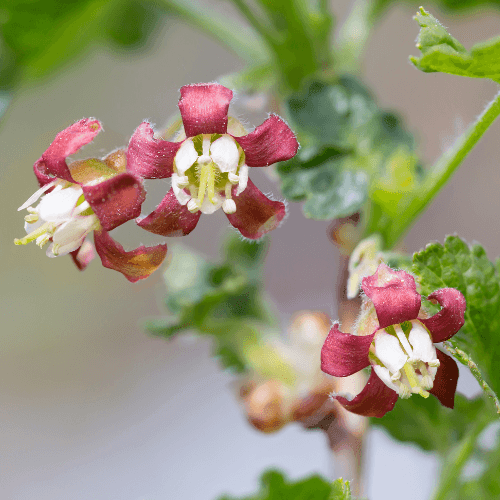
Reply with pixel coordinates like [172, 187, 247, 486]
[24, 214, 39, 223]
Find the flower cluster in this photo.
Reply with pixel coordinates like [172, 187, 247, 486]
[15, 84, 299, 281]
[321, 263, 466, 417]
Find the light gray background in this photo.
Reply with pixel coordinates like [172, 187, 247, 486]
[1, 1, 498, 499]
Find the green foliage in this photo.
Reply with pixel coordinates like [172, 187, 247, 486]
[144, 235, 276, 373]
[0, 0, 163, 91]
[410, 7, 500, 83]
[413, 236, 500, 397]
[372, 394, 494, 454]
[277, 76, 421, 227]
[217, 470, 352, 500]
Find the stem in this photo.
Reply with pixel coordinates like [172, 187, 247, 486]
[443, 342, 500, 416]
[431, 416, 491, 500]
[160, 0, 270, 63]
[389, 90, 500, 248]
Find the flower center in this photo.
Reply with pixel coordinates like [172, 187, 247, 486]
[172, 133, 248, 215]
[369, 320, 440, 399]
[15, 180, 100, 257]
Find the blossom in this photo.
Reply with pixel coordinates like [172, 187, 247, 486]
[321, 263, 466, 417]
[15, 119, 167, 282]
[127, 83, 299, 239]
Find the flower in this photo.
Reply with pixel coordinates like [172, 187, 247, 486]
[127, 83, 299, 239]
[321, 263, 466, 417]
[15, 119, 168, 282]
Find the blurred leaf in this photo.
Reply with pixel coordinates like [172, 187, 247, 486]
[410, 7, 500, 83]
[413, 236, 500, 397]
[217, 470, 351, 500]
[0, 0, 165, 91]
[372, 393, 494, 454]
[145, 235, 276, 373]
[278, 76, 419, 225]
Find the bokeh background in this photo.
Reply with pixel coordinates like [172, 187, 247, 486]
[1, 1, 499, 498]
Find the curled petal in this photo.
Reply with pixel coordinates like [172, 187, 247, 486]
[334, 369, 399, 418]
[362, 263, 421, 328]
[421, 288, 466, 343]
[226, 179, 286, 239]
[127, 122, 180, 179]
[321, 323, 373, 377]
[37, 119, 101, 183]
[210, 135, 239, 173]
[429, 349, 459, 409]
[94, 230, 167, 283]
[137, 189, 201, 237]
[70, 239, 95, 271]
[178, 83, 232, 136]
[82, 173, 146, 231]
[234, 114, 299, 167]
[34, 159, 56, 187]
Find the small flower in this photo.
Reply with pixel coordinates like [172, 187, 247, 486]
[321, 263, 466, 417]
[15, 119, 167, 282]
[127, 83, 299, 239]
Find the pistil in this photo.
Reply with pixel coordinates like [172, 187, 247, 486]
[403, 362, 430, 398]
[14, 222, 56, 246]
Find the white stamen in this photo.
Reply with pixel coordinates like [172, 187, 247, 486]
[222, 199, 236, 214]
[228, 172, 239, 184]
[187, 199, 200, 213]
[394, 324, 414, 359]
[236, 164, 249, 195]
[172, 173, 191, 205]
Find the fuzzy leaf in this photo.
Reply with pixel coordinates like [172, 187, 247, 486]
[413, 236, 500, 397]
[410, 7, 500, 82]
[372, 393, 493, 453]
[217, 470, 351, 500]
[278, 76, 417, 223]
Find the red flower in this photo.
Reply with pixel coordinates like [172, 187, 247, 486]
[127, 83, 299, 239]
[321, 263, 466, 417]
[15, 119, 167, 282]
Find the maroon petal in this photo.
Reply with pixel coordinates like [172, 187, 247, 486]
[321, 323, 373, 377]
[34, 159, 56, 187]
[226, 180, 286, 239]
[70, 239, 95, 271]
[94, 230, 168, 283]
[137, 188, 201, 236]
[334, 369, 399, 418]
[178, 83, 232, 137]
[82, 173, 146, 231]
[37, 119, 101, 183]
[429, 349, 459, 409]
[421, 288, 466, 343]
[362, 263, 421, 329]
[127, 122, 180, 179]
[234, 114, 299, 167]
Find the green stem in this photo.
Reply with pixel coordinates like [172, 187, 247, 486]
[388, 90, 500, 248]
[443, 342, 500, 416]
[431, 416, 491, 500]
[159, 0, 270, 63]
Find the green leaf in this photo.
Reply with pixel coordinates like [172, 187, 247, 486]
[410, 7, 500, 83]
[278, 76, 418, 225]
[217, 470, 352, 500]
[412, 236, 500, 397]
[0, 0, 166, 91]
[372, 393, 493, 454]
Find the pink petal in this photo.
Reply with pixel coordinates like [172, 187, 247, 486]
[34, 158, 56, 187]
[94, 230, 168, 283]
[226, 179, 286, 239]
[70, 238, 95, 271]
[420, 288, 466, 343]
[321, 323, 373, 377]
[362, 263, 421, 329]
[37, 119, 102, 183]
[234, 114, 299, 167]
[429, 349, 459, 409]
[334, 369, 399, 418]
[137, 188, 201, 236]
[126, 122, 180, 179]
[82, 173, 146, 231]
[178, 83, 233, 137]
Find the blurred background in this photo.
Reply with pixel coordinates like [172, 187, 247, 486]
[1, 1, 499, 498]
